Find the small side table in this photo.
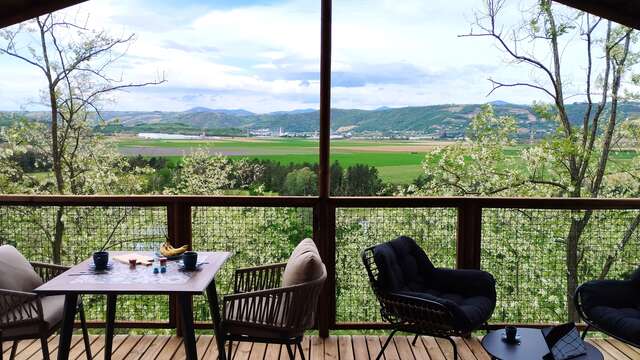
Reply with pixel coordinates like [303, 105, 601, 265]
[481, 327, 603, 360]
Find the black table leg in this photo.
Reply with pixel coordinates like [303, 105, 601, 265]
[104, 294, 117, 360]
[178, 294, 198, 360]
[206, 280, 226, 360]
[57, 294, 78, 360]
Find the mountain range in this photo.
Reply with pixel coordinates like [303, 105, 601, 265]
[3, 102, 640, 137]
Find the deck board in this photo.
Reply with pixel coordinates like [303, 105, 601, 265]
[7, 334, 640, 359]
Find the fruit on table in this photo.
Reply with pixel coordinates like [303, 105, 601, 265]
[160, 242, 189, 257]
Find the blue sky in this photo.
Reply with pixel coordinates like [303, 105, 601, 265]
[0, 0, 621, 113]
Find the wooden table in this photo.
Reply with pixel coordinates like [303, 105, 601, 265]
[34, 251, 232, 360]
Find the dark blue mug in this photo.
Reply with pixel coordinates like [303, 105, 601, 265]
[182, 251, 197, 271]
[505, 326, 518, 343]
[93, 251, 109, 270]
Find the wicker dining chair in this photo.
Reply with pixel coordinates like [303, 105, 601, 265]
[362, 236, 496, 360]
[0, 245, 92, 360]
[221, 239, 326, 360]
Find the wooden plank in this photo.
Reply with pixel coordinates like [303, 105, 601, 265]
[121, 335, 156, 360]
[112, 335, 143, 360]
[153, 336, 183, 360]
[337, 336, 355, 360]
[17, 336, 59, 360]
[421, 337, 446, 360]
[324, 336, 339, 360]
[606, 339, 640, 359]
[592, 339, 632, 360]
[2, 339, 37, 357]
[174, 336, 213, 360]
[393, 336, 416, 360]
[414, 336, 443, 360]
[248, 342, 267, 360]
[201, 336, 220, 360]
[195, 336, 214, 360]
[74, 335, 108, 360]
[463, 337, 491, 360]
[296, 336, 310, 360]
[452, 337, 478, 360]
[263, 344, 281, 360]
[93, 335, 129, 360]
[351, 336, 369, 360]
[379, 336, 400, 360]
[590, 340, 617, 360]
[66, 335, 98, 360]
[310, 336, 324, 360]
[365, 336, 383, 360]
[235, 340, 253, 360]
[137, 335, 171, 360]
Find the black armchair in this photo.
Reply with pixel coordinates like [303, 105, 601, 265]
[575, 268, 640, 347]
[362, 236, 496, 360]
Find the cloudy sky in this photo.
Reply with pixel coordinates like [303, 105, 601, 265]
[0, 0, 614, 113]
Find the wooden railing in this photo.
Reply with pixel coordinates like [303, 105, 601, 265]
[2, 195, 640, 336]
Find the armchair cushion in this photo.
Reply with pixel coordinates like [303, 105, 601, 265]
[579, 280, 640, 311]
[282, 238, 324, 287]
[0, 245, 43, 293]
[395, 289, 494, 332]
[587, 306, 640, 346]
[373, 236, 434, 292]
[1, 295, 65, 338]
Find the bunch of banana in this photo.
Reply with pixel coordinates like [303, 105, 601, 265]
[160, 242, 189, 257]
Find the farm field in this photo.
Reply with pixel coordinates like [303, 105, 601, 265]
[114, 136, 639, 184]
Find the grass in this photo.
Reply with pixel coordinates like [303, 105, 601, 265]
[115, 137, 639, 185]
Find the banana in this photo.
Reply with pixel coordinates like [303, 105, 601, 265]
[160, 242, 189, 257]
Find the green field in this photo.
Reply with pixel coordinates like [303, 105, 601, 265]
[115, 137, 638, 184]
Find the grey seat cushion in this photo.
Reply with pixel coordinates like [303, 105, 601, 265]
[1, 295, 66, 338]
[282, 238, 324, 287]
[0, 245, 43, 292]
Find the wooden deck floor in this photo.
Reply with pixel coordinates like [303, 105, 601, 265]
[3, 334, 639, 360]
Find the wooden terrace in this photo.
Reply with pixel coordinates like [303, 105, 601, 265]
[6, 335, 640, 360]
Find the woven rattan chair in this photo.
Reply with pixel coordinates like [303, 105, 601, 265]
[221, 239, 326, 360]
[362, 236, 496, 360]
[0, 245, 92, 360]
[575, 267, 640, 347]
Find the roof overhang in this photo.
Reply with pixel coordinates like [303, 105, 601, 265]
[554, 0, 640, 29]
[1, 0, 87, 29]
[0, 0, 639, 31]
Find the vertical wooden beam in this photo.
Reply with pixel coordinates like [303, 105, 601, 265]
[167, 203, 193, 336]
[456, 200, 482, 269]
[316, 0, 332, 339]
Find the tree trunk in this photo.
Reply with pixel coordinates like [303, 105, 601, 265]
[566, 210, 592, 321]
[52, 206, 65, 264]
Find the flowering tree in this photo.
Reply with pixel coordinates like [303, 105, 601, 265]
[421, 0, 639, 320]
[0, 13, 163, 262]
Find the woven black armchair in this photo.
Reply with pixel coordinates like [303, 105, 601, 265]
[575, 268, 640, 347]
[362, 236, 496, 360]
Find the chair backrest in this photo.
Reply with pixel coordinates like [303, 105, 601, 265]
[0, 245, 43, 293]
[362, 236, 434, 293]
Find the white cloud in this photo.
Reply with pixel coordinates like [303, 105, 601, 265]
[0, 0, 635, 112]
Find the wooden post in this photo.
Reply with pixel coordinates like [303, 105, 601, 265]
[456, 199, 482, 269]
[167, 203, 193, 336]
[316, 0, 332, 339]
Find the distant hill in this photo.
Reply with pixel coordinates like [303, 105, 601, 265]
[185, 107, 254, 116]
[4, 102, 640, 138]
